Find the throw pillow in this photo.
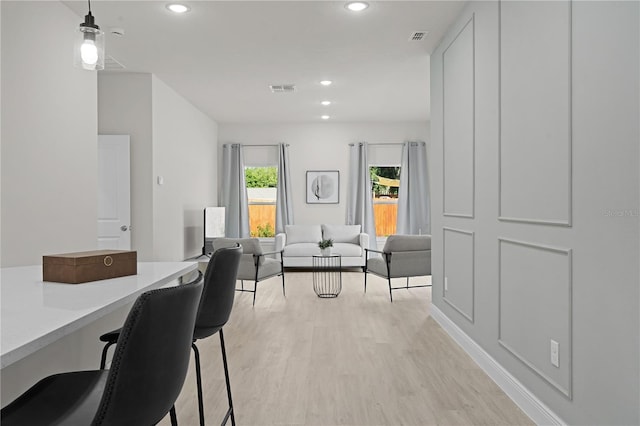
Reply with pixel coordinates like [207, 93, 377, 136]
[321, 224, 361, 244]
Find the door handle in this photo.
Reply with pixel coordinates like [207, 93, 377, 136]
[120, 225, 129, 232]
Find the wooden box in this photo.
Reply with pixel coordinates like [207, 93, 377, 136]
[43, 250, 137, 284]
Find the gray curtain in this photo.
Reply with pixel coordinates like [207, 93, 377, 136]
[221, 144, 250, 238]
[275, 143, 294, 234]
[397, 141, 430, 235]
[346, 142, 377, 249]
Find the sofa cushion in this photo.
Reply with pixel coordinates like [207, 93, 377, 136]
[283, 243, 320, 257]
[332, 243, 362, 257]
[382, 234, 431, 252]
[321, 224, 361, 244]
[285, 225, 322, 244]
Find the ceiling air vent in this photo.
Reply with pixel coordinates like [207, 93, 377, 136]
[103, 55, 126, 71]
[269, 84, 296, 93]
[409, 31, 429, 41]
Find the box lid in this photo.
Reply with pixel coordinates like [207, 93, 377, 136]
[43, 250, 136, 266]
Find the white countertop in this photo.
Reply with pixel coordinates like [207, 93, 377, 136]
[0, 262, 197, 369]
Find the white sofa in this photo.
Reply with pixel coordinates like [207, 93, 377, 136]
[275, 224, 369, 267]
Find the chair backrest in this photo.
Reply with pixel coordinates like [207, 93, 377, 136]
[382, 234, 431, 253]
[213, 237, 263, 264]
[382, 234, 432, 277]
[92, 279, 203, 426]
[193, 245, 242, 340]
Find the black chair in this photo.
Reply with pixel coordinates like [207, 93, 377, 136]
[99, 246, 242, 426]
[0, 279, 203, 426]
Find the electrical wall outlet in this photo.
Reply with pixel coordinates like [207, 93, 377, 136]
[550, 340, 559, 367]
[444, 277, 448, 291]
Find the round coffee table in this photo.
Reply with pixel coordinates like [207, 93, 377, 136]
[312, 255, 342, 298]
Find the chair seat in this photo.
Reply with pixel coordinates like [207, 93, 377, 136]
[1, 370, 108, 426]
[367, 251, 431, 278]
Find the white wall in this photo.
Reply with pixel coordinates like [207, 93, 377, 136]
[151, 75, 218, 260]
[218, 122, 429, 226]
[98, 73, 218, 261]
[98, 73, 154, 260]
[1, 1, 98, 267]
[430, 1, 639, 424]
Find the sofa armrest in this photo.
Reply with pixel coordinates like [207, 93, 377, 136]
[261, 250, 283, 260]
[275, 233, 286, 252]
[358, 233, 369, 250]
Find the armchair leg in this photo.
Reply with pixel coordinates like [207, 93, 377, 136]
[192, 343, 206, 426]
[281, 274, 286, 297]
[388, 277, 393, 302]
[252, 283, 257, 307]
[364, 271, 368, 293]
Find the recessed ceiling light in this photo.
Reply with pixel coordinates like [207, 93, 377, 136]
[345, 1, 369, 12]
[320, 80, 332, 86]
[166, 3, 190, 13]
[321, 115, 330, 120]
[321, 101, 331, 106]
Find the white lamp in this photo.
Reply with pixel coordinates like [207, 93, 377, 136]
[75, 0, 105, 70]
[203, 207, 226, 256]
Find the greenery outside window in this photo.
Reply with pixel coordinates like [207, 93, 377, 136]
[245, 166, 277, 237]
[370, 166, 400, 237]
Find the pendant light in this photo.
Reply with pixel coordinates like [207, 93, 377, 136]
[74, 0, 105, 70]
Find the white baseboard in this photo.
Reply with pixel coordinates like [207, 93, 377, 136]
[430, 305, 566, 426]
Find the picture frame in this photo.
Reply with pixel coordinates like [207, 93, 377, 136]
[306, 170, 339, 204]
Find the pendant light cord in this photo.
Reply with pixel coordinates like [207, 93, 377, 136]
[87, 0, 92, 14]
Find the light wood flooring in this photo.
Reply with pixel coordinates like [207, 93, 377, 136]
[160, 272, 534, 426]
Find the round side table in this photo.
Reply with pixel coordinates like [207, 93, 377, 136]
[312, 255, 342, 298]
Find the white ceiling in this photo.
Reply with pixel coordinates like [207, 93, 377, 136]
[64, 1, 465, 123]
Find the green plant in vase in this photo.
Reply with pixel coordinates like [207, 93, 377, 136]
[318, 238, 333, 255]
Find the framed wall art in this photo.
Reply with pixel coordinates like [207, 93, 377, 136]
[306, 170, 339, 204]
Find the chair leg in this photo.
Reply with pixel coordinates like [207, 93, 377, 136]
[100, 341, 116, 369]
[281, 274, 286, 297]
[252, 282, 257, 307]
[364, 271, 368, 293]
[170, 405, 178, 426]
[219, 329, 235, 426]
[388, 277, 393, 302]
[192, 343, 206, 426]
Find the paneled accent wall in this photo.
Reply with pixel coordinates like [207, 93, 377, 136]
[431, 1, 639, 424]
[443, 227, 474, 322]
[442, 15, 475, 218]
[499, 1, 572, 226]
[498, 238, 572, 398]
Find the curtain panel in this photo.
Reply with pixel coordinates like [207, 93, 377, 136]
[275, 143, 294, 234]
[397, 141, 430, 235]
[346, 142, 377, 249]
[221, 144, 250, 238]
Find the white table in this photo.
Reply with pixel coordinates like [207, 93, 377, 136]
[1, 262, 197, 370]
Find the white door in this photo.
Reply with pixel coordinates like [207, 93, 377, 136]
[98, 135, 131, 250]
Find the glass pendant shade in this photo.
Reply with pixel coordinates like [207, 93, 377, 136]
[74, 12, 105, 70]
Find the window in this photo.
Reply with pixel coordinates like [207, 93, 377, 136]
[245, 166, 277, 237]
[370, 166, 400, 237]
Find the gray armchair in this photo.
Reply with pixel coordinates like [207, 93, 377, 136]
[364, 234, 432, 302]
[212, 238, 285, 306]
